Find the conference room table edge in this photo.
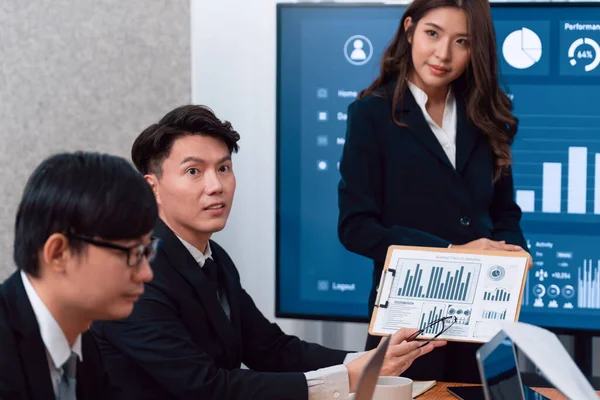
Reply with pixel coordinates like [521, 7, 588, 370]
[415, 381, 600, 399]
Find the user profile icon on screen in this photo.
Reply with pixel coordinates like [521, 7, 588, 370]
[344, 35, 373, 66]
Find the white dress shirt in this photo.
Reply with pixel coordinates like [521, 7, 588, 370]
[175, 238, 366, 399]
[304, 351, 365, 399]
[407, 80, 458, 168]
[20, 271, 83, 396]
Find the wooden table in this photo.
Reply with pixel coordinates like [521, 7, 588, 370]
[415, 381, 600, 399]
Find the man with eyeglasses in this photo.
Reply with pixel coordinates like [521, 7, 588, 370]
[0, 152, 158, 400]
[91, 105, 446, 400]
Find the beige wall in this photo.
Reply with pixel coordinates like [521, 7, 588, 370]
[0, 0, 190, 279]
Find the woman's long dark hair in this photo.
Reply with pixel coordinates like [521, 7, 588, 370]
[359, 0, 516, 180]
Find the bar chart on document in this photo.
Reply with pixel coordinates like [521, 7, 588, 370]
[392, 259, 481, 304]
[371, 248, 527, 341]
[419, 304, 445, 334]
[483, 288, 511, 302]
[482, 309, 507, 320]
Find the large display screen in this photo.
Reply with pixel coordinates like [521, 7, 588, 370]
[276, 2, 600, 331]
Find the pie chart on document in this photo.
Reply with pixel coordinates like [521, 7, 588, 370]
[502, 27, 542, 69]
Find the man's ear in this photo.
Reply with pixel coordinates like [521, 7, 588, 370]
[42, 233, 71, 274]
[404, 17, 414, 44]
[144, 174, 161, 206]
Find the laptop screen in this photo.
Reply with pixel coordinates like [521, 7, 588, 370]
[481, 338, 524, 399]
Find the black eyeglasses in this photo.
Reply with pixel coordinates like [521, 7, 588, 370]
[67, 234, 160, 267]
[406, 315, 457, 347]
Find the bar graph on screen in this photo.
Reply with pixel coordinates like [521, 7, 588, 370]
[515, 146, 597, 214]
[511, 107, 600, 224]
[394, 259, 481, 303]
[578, 259, 600, 309]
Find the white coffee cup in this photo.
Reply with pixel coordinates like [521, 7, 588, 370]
[372, 377, 413, 400]
[349, 376, 413, 400]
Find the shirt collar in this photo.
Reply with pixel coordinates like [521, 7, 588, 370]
[407, 79, 454, 110]
[20, 270, 83, 369]
[176, 236, 212, 267]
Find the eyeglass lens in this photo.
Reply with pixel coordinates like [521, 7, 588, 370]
[128, 239, 158, 266]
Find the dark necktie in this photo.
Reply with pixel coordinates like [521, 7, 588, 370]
[203, 258, 231, 320]
[203, 258, 222, 292]
[56, 352, 77, 400]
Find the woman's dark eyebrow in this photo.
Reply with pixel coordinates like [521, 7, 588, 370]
[424, 22, 469, 36]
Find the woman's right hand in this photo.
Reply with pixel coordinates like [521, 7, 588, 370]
[452, 238, 522, 251]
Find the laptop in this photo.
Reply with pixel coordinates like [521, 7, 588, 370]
[353, 335, 390, 400]
[447, 331, 549, 400]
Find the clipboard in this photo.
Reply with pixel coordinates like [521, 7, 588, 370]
[368, 245, 530, 343]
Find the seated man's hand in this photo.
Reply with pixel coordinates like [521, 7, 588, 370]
[346, 328, 446, 392]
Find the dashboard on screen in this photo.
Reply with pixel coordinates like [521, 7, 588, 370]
[276, 2, 600, 331]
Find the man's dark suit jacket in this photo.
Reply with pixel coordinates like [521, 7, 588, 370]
[0, 271, 108, 400]
[91, 219, 348, 400]
[338, 83, 528, 383]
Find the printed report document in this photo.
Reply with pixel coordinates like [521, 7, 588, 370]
[369, 246, 529, 343]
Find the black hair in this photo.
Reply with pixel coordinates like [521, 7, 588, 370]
[131, 105, 240, 176]
[14, 151, 158, 276]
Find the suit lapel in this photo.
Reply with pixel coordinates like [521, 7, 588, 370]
[154, 220, 241, 366]
[3, 273, 56, 400]
[398, 88, 455, 171]
[454, 93, 480, 176]
[76, 332, 104, 400]
[76, 335, 90, 400]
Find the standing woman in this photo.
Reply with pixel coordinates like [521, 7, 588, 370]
[338, 0, 528, 383]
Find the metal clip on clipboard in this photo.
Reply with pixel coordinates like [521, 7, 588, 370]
[374, 267, 395, 309]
